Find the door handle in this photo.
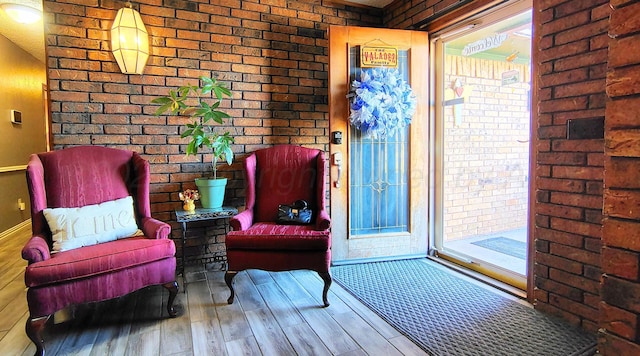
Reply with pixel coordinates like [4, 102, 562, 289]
[333, 152, 343, 188]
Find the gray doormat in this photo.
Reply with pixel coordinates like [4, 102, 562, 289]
[471, 236, 527, 259]
[331, 259, 596, 356]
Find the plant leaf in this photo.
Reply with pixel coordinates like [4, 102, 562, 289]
[200, 76, 214, 94]
[186, 140, 198, 155]
[150, 76, 234, 173]
[223, 146, 233, 165]
[151, 97, 172, 104]
[212, 85, 232, 100]
[153, 102, 173, 116]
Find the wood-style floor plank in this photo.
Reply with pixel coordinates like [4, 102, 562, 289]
[245, 307, 297, 355]
[0, 278, 29, 313]
[0, 310, 32, 356]
[389, 335, 430, 355]
[225, 335, 261, 355]
[246, 269, 275, 286]
[53, 306, 100, 356]
[190, 319, 226, 356]
[211, 287, 253, 342]
[332, 311, 404, 356]
[282, 322, 332, 356]
[255, 282, 305, 328]
[291, 270, 352, 315]
[270, 271, 316, 303]
[124, 328, 160, 356]
[329, 278, 402, 340]
[290, 297, 361, 355]
[0, 293, 28, 332]
[0, 259, 26, 291]
[160, 296, 192, 355]
[186, 280, 217, 322]
[20, 341, 37, 356]
[123, 287, 163, 356]
[38, 318, 67, 356]
[1, 225, 433, 355]
[234, 272, 267, 312]
[88, 297, 138, 356]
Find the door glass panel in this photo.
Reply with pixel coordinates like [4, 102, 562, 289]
[438, 10, 532, 277]
[349, 49, 410, 236]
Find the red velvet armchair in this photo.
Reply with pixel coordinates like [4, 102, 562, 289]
[225, 145, 332, 307]
[22, 146, 178, 356]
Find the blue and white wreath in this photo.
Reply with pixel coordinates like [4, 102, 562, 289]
[347, 67, 417, 139]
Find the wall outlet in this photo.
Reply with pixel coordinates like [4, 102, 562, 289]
[18, 198, 26, 211]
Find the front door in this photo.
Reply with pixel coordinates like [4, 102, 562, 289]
[328, 26, 429, 261]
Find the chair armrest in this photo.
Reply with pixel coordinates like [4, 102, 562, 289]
[22, 235, 51, 264]
[230, 209, 254, 231]
[315, 209, 331, 231]
[141, 217, 171, 239]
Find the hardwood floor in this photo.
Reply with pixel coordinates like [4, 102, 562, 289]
[0, 225, 427, 356]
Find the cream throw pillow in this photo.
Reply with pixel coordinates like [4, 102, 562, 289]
[44, 196, 143, 253]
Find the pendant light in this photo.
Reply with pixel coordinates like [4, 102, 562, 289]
[110, 2, 149, 75]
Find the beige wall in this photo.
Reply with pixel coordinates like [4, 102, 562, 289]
[0, 35, 47, 232]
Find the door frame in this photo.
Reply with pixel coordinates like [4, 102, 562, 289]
[428, 0, 534, 295]
[328, 26, 430, 262]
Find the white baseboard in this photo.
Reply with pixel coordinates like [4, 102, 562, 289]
[0, 219, 31, 241]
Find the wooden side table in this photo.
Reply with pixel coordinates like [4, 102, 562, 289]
[175, 207, 238, 291]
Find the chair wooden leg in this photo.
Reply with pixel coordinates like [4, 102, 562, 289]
[225, 271, 238, 304]
[26, 315, 50, 356]
[163, 281, 179, 317]
[318, 271, 332, 307]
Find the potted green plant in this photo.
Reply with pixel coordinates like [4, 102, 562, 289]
[152, 76, 233, 209]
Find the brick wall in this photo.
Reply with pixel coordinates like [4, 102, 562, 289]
[601, 1, 640, 354]
[43, 0, 381, 269]
[534, 0, 609, 333]
[384, 0, 474, 28]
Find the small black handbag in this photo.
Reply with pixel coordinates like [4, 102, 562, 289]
[277, 200, 312, 225]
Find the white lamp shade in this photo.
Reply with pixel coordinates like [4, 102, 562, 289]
[1, 3, 42, 24]
[110, 6, 149, 75]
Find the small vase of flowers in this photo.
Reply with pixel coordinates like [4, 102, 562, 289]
[179, 189, 200, 212]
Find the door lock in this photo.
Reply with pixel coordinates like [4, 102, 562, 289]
[332, 152, 343, 188]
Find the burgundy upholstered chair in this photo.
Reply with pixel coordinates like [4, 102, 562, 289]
[225, 145, 332, 307]
[22, 146, 178, 356]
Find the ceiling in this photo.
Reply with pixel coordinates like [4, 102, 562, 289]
[0, 0, 45, 62]
[0, 0, 393, 65]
